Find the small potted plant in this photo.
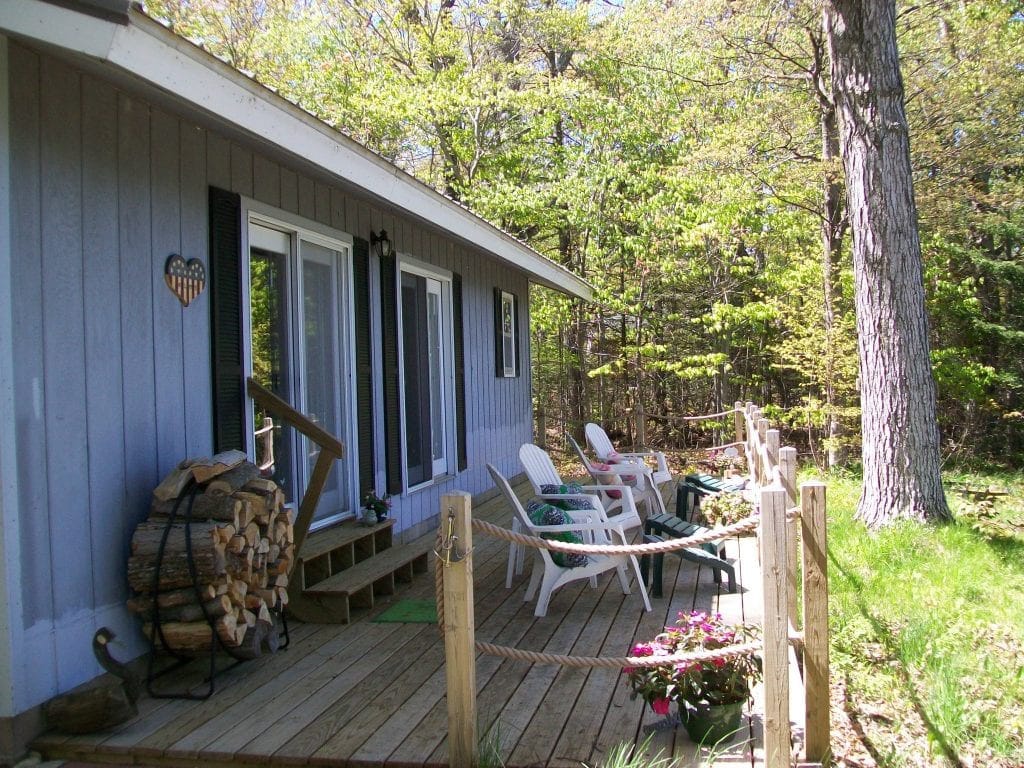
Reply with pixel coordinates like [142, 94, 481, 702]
[699, 492, 756, 529]
[361, 490, 392, 524]
[625, 611, 762, 744]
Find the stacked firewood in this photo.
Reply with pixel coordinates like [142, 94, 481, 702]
[126, 451, 294, 658]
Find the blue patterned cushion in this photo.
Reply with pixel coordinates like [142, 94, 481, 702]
[525, 500, 589, 568]
[539, 483, 595, 511]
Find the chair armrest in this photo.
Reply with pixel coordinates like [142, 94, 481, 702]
[579, 485, 640, 517]
[537, 493, 609, 521]
[606, 454, 663, 479]
[529, 521, 618, 534]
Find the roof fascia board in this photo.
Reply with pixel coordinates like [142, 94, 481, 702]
[0, 0, 592, 301]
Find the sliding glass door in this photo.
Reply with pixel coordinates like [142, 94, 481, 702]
[247, 219, 355, 526]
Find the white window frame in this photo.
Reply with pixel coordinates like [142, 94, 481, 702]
[396, 256, 456, 491]
[240, 200, 358, 528]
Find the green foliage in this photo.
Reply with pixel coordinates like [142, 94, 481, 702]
[143, 0, 1024, 461]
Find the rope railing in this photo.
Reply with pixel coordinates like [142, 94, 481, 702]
[473, 639, 764, 669]
[471, 515, 761, 556]
[645, 407, 741, 423]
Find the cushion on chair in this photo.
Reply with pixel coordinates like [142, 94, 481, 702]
[539, 483, 594, 511]
[590, 465, 623, 498]
[603, 457, 638, 484]
[526, 500, 589, 568]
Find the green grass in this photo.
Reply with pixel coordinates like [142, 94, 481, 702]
[825, 471, 1024, 766]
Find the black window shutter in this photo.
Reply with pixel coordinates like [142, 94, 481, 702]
[380, 250, 403, 494]
[513, 292, 522, 378]
[493, 287, 504, 377]
[352, 236, 375, 496]
[453, 273, 468, 471]
[209, 186, 246, 454]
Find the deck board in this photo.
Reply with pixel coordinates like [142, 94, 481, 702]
[32, 477, 797, 768]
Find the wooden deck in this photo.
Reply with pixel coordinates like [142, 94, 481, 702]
[34, 478, 797, 767]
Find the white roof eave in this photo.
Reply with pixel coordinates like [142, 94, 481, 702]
[0, 0, 593, 301]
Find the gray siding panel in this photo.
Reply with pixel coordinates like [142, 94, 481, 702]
[206, 131, 230, 191]
[280, 167, 298, 214]
[82, 74, 127, 609]
[10, 44, 54, 630]
[151, 108, 187, 479]
[117, 93, 159, 547]
[180, 124, 213, 457]
[253, 153, 280, 209]
[230, 142, 253, 198]
[40, 56, 91, 621]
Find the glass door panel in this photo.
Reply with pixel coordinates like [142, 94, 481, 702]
[402, 272, 432, 487]
[249, 225, 294, 496]
[299, 240, 350, 523]
[426, 279, 447, 477]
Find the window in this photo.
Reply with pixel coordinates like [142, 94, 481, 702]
[399, 263, 455, 488]
[243, 208, 358, 529]
[494, 288, 520, 378]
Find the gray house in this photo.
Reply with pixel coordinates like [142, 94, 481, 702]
[0, 0, 589, 757]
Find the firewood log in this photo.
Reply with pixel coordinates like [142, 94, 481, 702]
[205, 461, 260, 496]
[127, 594, 232, 623]
[127, 550, 222, 592]
[153, 467, 195, 503]
[144, 615, 240, 652]
[187, 451, 247, 484]
[150, 494, 242, 526]
[126, 585, 216, 613]
[130, 521, 228, 558]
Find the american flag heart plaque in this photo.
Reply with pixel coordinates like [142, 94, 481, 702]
[164, 254, 206, 307]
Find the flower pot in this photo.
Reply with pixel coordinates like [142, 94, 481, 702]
[362, 508, 378, 526]
[679, 701, 745, 744]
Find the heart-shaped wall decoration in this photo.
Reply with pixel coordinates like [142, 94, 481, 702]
[164, 254, 206, 307]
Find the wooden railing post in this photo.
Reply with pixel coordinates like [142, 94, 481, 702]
[756, 418, 769, 485]
[745, 405, 758, 483]
[766, 429, 780, 476]
[760, 486, 791, 768]
[441, 492, 477, 768]
[779, 445, 799, 627]
[734, 400, 745, 443]
[800, 482, 830, 763]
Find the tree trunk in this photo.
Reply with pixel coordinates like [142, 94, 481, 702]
[826, 0, 950, 526]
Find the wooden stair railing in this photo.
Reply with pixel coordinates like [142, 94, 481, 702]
[246, 378, 345, 557]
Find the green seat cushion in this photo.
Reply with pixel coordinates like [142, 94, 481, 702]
[525, 500, 589, 568]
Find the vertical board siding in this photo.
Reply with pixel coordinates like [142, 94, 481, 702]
[253, 154, 280, 209]
[39, 56, 91, 624]
[81, 74, 127, 610]
[280, 167, 298, 214]
[10, 44, 54, 631]
[180, 124, 213, 458]
[230, 143, 253, 198]
[117, 92, 159, 551]
[7, 42, 541, 707]
[150, 108, 187, 479]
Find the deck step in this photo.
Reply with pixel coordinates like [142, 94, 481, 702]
[287, 520, 433, 624]
[307, 538, 432, 597]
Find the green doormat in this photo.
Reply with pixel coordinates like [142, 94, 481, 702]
[372, 599, 438, 623]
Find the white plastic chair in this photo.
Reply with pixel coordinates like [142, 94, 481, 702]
[487, 464, 651, 617]
[512, 443, 643, 587]
[567, 434, 666, 518]
[584, 423, 672, 515]
[519, 443, 643, 535]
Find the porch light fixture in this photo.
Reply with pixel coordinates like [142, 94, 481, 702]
[371, 229, 393, 260]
